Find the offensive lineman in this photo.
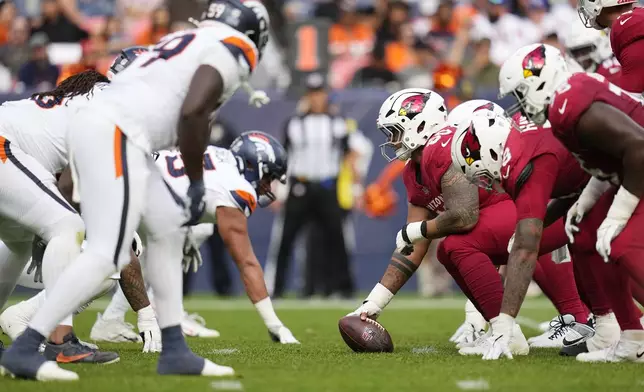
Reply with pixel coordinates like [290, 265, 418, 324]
[1, 0, 271, 381]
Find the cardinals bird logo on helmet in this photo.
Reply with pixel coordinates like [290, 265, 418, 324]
[461, 125, 482, 166]
[522, 45, 547, 78]
[398, 93, 431, 119]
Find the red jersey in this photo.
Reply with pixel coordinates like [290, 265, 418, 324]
[402, 125, 508, 214]
[610, 7, 644, 93]
[502, 114, 590, 220]
[549, 72, 644, 185]
[595, 56, 622, 85]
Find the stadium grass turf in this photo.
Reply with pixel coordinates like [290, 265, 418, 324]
[0, 296, 642, 391]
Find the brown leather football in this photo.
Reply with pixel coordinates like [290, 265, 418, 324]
[338, 315, 394, 353]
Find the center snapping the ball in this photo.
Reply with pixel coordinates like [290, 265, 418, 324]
[338, 315, 394, 353]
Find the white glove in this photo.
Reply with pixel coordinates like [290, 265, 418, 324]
[182, 228, 203, 274]
[507, 232, 515, 253]
[482, 313, 515, 360]
[395, 222, 426, 255]
[241, 81, 270, 108]
[138, 305, 162, 353]
[566, 178, 613, 243]
[132, 231, 143, 258]
[347, 300, 383, 320]
[450, 300, 487, 347]
[346, 283, 395, 320]
[596, 186, 639, 262]
[268, 325, 300, 344]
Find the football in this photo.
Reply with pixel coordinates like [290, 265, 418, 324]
[338, 315, 394, 353]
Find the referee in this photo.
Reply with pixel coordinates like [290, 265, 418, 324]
[265, 73, 356, 298]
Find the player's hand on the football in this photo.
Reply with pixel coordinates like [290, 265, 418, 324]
[596, 216, 626, 262]
[268, 325, 300, 344]
[138, 306, 162, 353]
[185, 180, 206, 226]
[182, 228, 203, 273]
[483, 313, 515, 360]
[395, 222, 426, 255]
[347, 300, 383, 321]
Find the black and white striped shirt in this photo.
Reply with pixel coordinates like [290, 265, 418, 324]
[283, 113, 349, 180]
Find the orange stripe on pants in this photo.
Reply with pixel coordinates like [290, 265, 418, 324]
[0, 136, 7, 163]
[114, 127, 123, 178]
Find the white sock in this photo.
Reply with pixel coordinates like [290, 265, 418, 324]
[143, 232, 184, 329]
[30, 251, 115, 338]
[102, 285, 130, 321]
[0, 240, 31, 309]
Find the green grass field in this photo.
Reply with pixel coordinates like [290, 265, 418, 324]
[0, 296, 642, 391]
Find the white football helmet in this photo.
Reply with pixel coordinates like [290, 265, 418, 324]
[451, 110, 513, 191]
[499, 44, 571, 126]
[564, 19, 613, 71]
[447, 99, 505, 127]
[376, 88, 447, 161]
[578, 0, 636, 29]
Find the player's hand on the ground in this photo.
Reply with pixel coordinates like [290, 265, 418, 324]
[185, 180, 206, 226]
[483, 314, 515, 360]
[596, 216, 626, 262]
[182, 228, 203, 273]
[565, 201, 584, 243]
[347, 300, 383, 321]
[395, 222, 426, 255]
[451, 300, 487, 346]
[268, 325, 300, 344]
[138, 306, 162, 353]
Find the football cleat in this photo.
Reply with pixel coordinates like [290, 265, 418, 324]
[577, 330, 644, 363]
[181, 313, 220, 338]
[585, 312, 620, 352]
[529, 314, 575, 348]
[1, 360, 79, 381]
[43, 333, 120, 364]
[0, 301, 31, 340]
[90, 313, 142, 343]
[459, 324, 529, 356]
[157, 351, 235, 377]
[450, 300, 487, 347]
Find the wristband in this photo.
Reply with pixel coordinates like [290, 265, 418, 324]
[403, 222, 426, 243]
[365, 283, 395, 310]
[606, 186, 640, 221]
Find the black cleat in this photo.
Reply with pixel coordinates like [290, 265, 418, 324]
[43, 333, 120, 364]
[560, 341, 589, 356]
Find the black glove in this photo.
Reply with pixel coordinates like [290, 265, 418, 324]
[185, 180, 206, 226]
[28, 236, 46, 283]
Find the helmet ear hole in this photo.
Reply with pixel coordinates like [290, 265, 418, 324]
[489, 149, 498, 161]
[536, 81, 546, 91]
[417, 121, 426, 134]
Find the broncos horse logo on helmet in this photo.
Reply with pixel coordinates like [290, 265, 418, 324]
[522, 45, 547, 79]
[107, 46, 149, 79]
[461, 124, 482, 166]
[230, 131, 287, 207]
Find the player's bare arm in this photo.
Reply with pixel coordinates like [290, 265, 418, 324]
[502, 218, 543, 317]
[577, 102, 644, 197]
[215, 205, 267, 303]
[119, 255, 150, 312]
[380, 203, 434, 293]
[178, 65, 224, 182]
[57, 165, 78, 211]
[427, 166, 479, 238]
[543, 197, 576, 227]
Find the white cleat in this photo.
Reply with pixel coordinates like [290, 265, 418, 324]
[0, 302, 30, 340]
[459, 324, 529, 356]
[577, 330, 644, 363]
[586, 312, 620, 352]
[528, 314, 574, 348]
[90, 313, 142, 343]
[0, 361, 79, 381]
[451, 300, 487, 347]
[201, 359, 235, 377]
[181, 313, 220, 338]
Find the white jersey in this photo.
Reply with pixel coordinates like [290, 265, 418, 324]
[156, 146, 258, 220]
[0, 84, 107, 174]
[94, 24, 257, 153]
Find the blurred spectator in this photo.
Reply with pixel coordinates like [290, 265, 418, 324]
[375, 0, 410, 48]
[32, 0, 89, 43]
[397, 40, 434, 88]
[18, 32, 59, 90]
[0, 0, 17, 45]
[135, 5, 170, 46]
[350, 43, 397, 88]
[117, 0, 164, 41]
[0, 16, 29, 75]
[470, 0, 539, 66]
[384, 22, 418, 73]
[328, 1, 373, 58]
[463, 37, 499, 92]
[103, 15, 130, 52]
[314, 0, 341, 20]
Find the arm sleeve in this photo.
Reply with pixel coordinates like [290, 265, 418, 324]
[513, 154, 559, 221]
[616, 38, 644, 94]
